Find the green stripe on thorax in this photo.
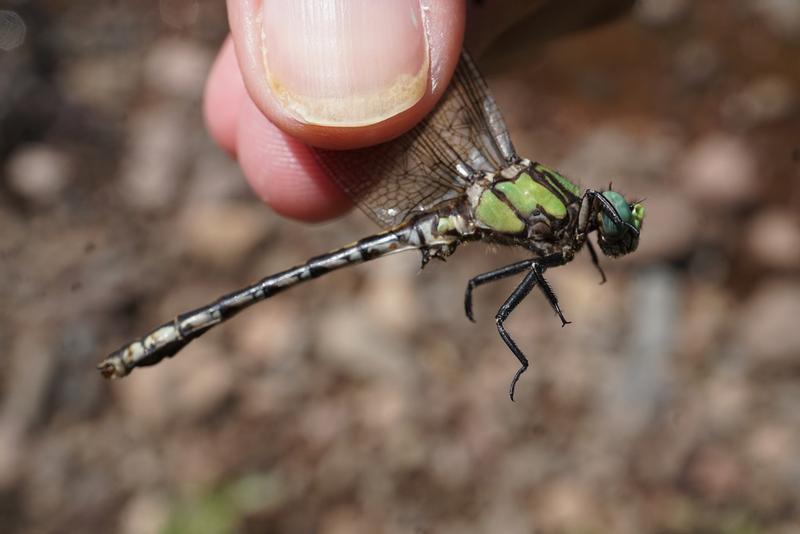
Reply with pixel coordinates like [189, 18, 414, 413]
[475, 190, 526, 233]
[533, 163, 581, 198]
[495, 172, 567, 219]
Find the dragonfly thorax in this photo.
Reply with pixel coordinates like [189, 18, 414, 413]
[469, 162, 582, 249]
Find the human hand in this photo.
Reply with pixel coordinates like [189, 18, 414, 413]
[203, 0, 466, 222]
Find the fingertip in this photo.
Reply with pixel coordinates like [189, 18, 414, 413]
[228, 0, 465, 149]
[203, 36, 245, 156]
[236, 96, 352, 222]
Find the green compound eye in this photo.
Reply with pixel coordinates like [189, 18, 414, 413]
[600, 191, 632, 237]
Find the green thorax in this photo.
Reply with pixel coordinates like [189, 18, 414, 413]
[474, 163, 581, 234]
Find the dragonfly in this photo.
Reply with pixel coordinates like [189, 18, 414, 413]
[98, 52, 644, 400]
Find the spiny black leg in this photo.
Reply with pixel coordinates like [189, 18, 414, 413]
[585, 239, 606, 284]
[495, 266, 542, 401]
[532, 264, 570, 327]
[464, 259, 534, 322]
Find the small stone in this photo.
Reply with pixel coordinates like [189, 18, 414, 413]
[63, 55, 140, 113]
[171, 345, 235, 419]
[745, 210, 800, 269]
[6, 144, 71, 203]
[750, 0, 800, 41]
[317, 303, 414, 385]
[0, 10, 26, 51]
[119, 107, 187, 211]
[535, 481, 601, 532]
[674, 41, 719, 88]
[680, 285, 734, 361]
[722, 76, 797, 128]
[299, 401, 352, 450]
[737, 281, 800, 367]
[703, 370, 750, 431]
[747, 425, 795, 471]
[680, 134, 757, 208]
[685, 445, 743, 503]
[432, 440, 468, 491]
[362, 255, 419, 335]
[230, 299, 303, 367]
[179, 201, 272, 268]
[144, 37, 212, 99]
[118, 491, 169, 534]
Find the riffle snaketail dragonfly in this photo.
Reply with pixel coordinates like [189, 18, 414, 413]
[99, 52, 645, 400]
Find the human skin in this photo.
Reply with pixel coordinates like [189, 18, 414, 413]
[203, 0, 466, 222]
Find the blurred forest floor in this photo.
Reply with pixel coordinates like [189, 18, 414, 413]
[1, 1, 800, 533]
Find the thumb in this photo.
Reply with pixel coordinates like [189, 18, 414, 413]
[227, 0, 465, 150]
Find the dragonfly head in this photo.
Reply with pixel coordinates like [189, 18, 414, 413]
[596, 190, 645, 257]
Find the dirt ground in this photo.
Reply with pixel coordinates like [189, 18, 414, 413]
[1, 1, 799, 533]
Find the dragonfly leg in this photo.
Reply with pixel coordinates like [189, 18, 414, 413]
[419, 248, 432, 269]
[495, 266, 540, 401]
[533, 264, 571, 328]
[464, 259, 534, 322]
[585, 238, 607, 284]
[496, 262, 570, 401]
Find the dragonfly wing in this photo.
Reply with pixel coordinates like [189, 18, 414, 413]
[313, 51, 518, 228]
